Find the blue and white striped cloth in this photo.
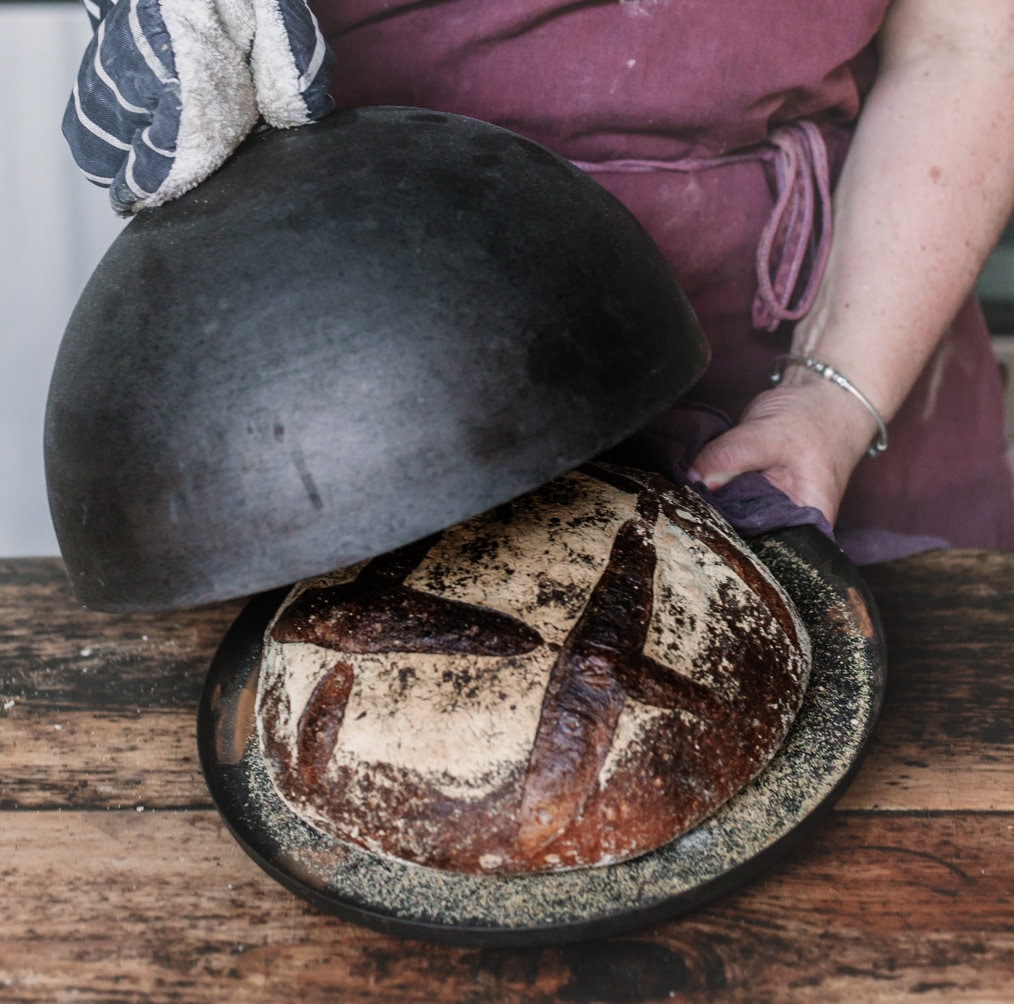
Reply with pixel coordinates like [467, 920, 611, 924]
[63, 0, 335, 213]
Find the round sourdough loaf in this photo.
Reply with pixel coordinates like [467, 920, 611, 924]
[255, 463, 811, 874]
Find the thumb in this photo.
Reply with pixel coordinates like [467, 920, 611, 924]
[690, 424, 778, 491]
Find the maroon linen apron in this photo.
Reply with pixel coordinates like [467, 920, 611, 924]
[309, 0, 1014, 560]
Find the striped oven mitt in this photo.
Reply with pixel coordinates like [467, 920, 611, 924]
[63, 0, 335, 214]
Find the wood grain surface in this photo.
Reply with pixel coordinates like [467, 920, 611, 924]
[1, 553, 1011, 1003]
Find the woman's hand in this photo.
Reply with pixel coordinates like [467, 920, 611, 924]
[691, 370, 880, 526]
[63, 0, 335, 214]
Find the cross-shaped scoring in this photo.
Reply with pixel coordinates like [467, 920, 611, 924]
[256, 464, 811, 874]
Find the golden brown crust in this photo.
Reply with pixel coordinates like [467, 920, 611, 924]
[255, 464, 811, 874]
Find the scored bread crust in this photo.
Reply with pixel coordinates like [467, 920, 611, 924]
[255, 464, 811, 874]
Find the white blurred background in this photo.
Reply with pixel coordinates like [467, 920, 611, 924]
[1, 2, 1011, 558]
[1, 3, 123, 556]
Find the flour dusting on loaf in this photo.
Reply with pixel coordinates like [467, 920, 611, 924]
[255, 464, 811, 874]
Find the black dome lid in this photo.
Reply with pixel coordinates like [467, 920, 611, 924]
[45, 107, 708, 611]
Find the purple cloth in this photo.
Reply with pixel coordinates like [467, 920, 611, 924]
[833, 528, 950, 566]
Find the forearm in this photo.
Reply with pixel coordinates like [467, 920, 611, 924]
[786, 0, 1014, 439]
[692, 0, 1014, 522]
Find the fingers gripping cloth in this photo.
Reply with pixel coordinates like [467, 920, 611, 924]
[63, 0, 335, 214]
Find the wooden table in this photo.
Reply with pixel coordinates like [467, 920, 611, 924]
[1, 552, 1011, 1002]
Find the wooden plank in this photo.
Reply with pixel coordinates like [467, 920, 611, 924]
[0, 708, 207, 809]
[839, 550, 1014, 811]
[6, 692, 1009, 813]
[1, 556, 1011, 1001]
[4, 555, 1012, 812]
[0, 559, 237, 809]
[0, 810, 1010, 1003]
[0, 557, 241, 711]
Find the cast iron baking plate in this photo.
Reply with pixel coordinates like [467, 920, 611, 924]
[198, 524, 885, 947]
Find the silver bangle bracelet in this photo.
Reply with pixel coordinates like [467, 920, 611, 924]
[770, 354, 888, 458]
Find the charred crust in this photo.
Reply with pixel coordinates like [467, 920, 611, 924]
[296, 661, 355, 790]
[259, 467, 809, 874]
[271, 533, 544, 657]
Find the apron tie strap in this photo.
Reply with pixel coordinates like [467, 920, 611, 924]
[751, 121, 832, 331]
[572, 120, 833, 333]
